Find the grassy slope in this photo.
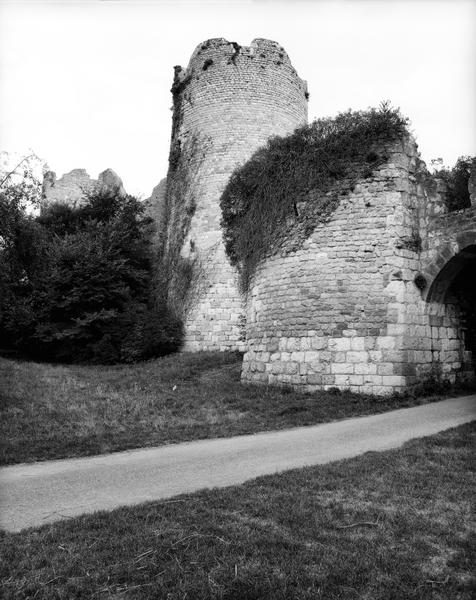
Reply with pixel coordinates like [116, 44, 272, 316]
[1, 423, 474, 599]
[1, 352, 474, 466]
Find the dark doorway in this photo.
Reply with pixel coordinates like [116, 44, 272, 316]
[427, 245, 476, 376]
[448, 248, 476, 364]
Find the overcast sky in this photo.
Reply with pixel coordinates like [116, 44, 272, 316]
[0, 0, 475, 198]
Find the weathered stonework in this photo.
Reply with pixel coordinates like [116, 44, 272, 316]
[241, 137, 476, 393]
[41, 168, 126, 209]
[163, 38, 308, 351]
[160, 38, 475, 393]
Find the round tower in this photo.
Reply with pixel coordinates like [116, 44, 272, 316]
[165, 38, 308, 351]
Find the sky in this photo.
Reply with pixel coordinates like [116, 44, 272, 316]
[0, 0, 475, 198]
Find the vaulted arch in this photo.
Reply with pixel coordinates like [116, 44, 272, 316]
[424, 241, 476, 377]
[422, 230, 476, 302]
[425, 244, 476, 304]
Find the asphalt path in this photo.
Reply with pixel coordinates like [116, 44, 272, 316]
[1, 395, 474, 532]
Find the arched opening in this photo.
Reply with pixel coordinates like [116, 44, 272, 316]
[426, 245, 476, 379]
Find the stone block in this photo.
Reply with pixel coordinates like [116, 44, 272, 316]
[376, 336, 395, 350]
[334, 374, 351, 386]
[346, 351, 369, 363]
[354, 363, 377, 375]
[377, 363, 394, 375]
[285, 362, 299, 375]
[331, 363, 353, 374]
[328, 337, 351, 351]
[307, 374, 323, 385]
[310, 337, 327, 350]
[350, 337, 365, 350]
[381, 375, 406, 387]
[309, 360, 327, 374]
[363, 375, 383, 385]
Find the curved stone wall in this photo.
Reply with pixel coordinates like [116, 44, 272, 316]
[242, 137, 475, 394]
[165, 38, 308, 351]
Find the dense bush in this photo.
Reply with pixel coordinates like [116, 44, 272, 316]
[220, 103, 409, 290]
[433, 155, 475, 212]
[0, 184, 183, 363]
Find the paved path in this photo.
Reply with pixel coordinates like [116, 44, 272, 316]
[1, 395, 475, 532]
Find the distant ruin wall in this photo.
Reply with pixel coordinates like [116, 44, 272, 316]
[41, 168, 126, 209]
[242, 137, 475, 394]
[164, 38, 308, 351]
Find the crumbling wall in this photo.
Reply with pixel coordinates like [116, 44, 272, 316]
[164, 38, 308, 351]
[41, 168, 126, 209]
[42, 169, 94, 207]
[242, 136, 475, 394]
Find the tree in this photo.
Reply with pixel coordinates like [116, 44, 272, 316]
[0, 152, 48, 351]
[1, 174, 183, 363]
[432, 155, 475, 212]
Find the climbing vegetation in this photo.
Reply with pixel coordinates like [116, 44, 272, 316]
[220, 103, 409, 290]
[161, 134, 212, 317]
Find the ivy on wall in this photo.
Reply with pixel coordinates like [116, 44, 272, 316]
[161, 133, 211, 318]
[220, 103, 409, 290]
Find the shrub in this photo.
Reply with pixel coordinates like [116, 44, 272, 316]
[433, 155, 475, 212]
[220, 103, 409, 290]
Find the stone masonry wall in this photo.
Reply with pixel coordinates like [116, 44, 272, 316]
[242, 136, 476, 394]
[41, 168, 126, 209]
[42, 169, 95, 207]
[415, 206, 476, 382]
[164, 38, 308, 351]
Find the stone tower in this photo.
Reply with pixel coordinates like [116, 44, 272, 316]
[164, 38, 308, 350]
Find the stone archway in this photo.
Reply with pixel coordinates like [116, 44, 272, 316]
[425, 244, 476, 380]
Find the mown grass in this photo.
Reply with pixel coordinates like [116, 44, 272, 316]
[1, 423, 474, 599]
[1, 352, 474, 466]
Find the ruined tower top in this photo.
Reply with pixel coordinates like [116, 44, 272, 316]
[170, 38, 308, 155]
[168, 38, 308, 253]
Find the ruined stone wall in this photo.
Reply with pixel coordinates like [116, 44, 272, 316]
[242, 136, 475, 394]
[165, 38, 308, 351]
[415, 207, 476, 382]
[41, 168, 126, 209]
[42, 169, 95, 207]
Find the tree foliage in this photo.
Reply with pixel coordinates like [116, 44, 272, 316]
[432, 155, 475, 212]
[0, 166, 182, 363]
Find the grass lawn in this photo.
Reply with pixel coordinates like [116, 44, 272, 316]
[1, 423, 474, 599]
[1, 351, 474, 466]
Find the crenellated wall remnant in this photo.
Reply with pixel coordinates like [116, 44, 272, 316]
[162, 38, 308, 351]
[41, 168, 126, 209]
